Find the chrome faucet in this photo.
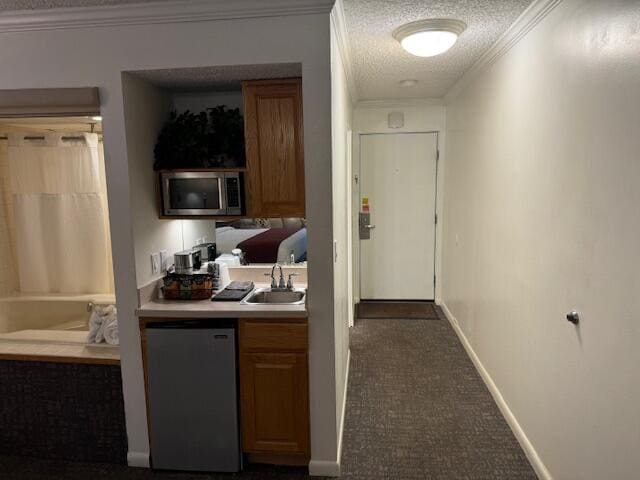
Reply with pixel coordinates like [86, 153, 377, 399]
[265, 264, 286, 291]
[265, 264, 300, 291]
[287, 272, 300, 290]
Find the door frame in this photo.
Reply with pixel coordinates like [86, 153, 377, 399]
[355, 131, 440, 302]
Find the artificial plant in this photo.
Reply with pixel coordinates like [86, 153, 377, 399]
[153, 106, 245, 170]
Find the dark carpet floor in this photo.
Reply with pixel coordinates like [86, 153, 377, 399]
[340, 306, 537, 479]
[0, 306, 536, 479]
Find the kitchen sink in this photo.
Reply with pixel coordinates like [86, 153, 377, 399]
[241, 288, 306, 305]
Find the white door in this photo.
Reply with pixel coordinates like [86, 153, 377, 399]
[359, 133, 438, 300]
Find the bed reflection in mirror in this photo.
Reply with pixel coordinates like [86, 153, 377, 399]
[214, 218, 307, 265]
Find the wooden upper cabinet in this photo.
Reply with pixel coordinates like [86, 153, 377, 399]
[242, 79, 305, 217]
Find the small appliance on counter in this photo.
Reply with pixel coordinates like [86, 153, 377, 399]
[174, 249, 202, 273]
[194, 242, 217, 262]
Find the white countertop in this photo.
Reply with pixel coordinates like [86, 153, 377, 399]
[135, 284, 308, 319]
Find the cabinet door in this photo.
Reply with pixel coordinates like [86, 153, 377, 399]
[239, 352, 309, 455]
[243, 79, 305, 217]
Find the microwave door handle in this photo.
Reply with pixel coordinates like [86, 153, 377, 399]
[219, 174, 227, 214]
[162, 176, 172, 215]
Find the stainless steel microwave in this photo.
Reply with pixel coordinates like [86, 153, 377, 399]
[160, 171, 243, 216]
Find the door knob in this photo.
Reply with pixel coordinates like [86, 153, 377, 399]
[365, 224, 376, 229]
[566, 311, 580, 325]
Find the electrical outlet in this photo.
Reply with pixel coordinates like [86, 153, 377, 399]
[151, 252, 161, 275]
[159, 250, 168, 271]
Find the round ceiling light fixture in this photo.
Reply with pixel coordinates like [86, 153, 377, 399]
[393, 19, 466, 57]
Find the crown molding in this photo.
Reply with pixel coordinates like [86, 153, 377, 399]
[445, 0, 563, 103]
[0, 0, 336, 34]
[330, 0, 358, 103]
[356, 98, 445, 109]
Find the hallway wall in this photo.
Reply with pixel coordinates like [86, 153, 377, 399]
[442, 1, 640, 479]
[331, 12, 353, 465]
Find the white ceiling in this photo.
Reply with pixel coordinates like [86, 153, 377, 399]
[128, 63, 302, 92]
[0, 0, 165, 9]
[341, 0, 533, 100]
[1, 0, 533, 101]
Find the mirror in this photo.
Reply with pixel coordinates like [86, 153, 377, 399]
[214, 217, 307, 265]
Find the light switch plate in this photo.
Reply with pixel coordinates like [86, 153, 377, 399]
[151, 252, 161, 275]
[159, 250, 168, 271]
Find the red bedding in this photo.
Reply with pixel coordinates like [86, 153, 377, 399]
[237, 227, 301, 264]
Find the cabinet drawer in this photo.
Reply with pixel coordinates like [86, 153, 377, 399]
[239, 320, 308, 352]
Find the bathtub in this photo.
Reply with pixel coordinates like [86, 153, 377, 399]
[0, 294, 116, 334]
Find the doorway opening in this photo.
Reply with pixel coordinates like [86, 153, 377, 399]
[354, 131, 439, 318]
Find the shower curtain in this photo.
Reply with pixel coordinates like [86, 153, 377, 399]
[0, 140, 18, 295]
[6, 132, 114, 294]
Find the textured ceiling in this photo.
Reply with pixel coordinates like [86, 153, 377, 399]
[0, 0, 169, 10]
[1, 0, 533, 100]
[128, 63, 302, 92]
[342, 0, 533, 100]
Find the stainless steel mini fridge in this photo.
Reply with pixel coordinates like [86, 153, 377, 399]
[145, 320, 240, 472]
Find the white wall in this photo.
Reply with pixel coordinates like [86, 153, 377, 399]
[352, 100, 446, 303]
[122, 74, 180, 288]
[0, 9, 339, 470]
[442, 0, 640, 478]
[123, 76, 216, 287]
[181, 220, 215, 250]
[330, 13, 353, 466]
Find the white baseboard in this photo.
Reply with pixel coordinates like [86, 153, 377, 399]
[337, 349, 351, 465]
[309, 348, 351, 478]
[309, 459, 341, 477]
[440, 303, 553, 480]
[127, 451, 150, 468]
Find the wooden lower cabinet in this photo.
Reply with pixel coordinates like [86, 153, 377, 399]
[238, 319, 309, 464]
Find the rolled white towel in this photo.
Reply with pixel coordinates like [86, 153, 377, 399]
[87, 310, 104, 343]
[86, 304, 117, 344]
[103, 317, 119, 345]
